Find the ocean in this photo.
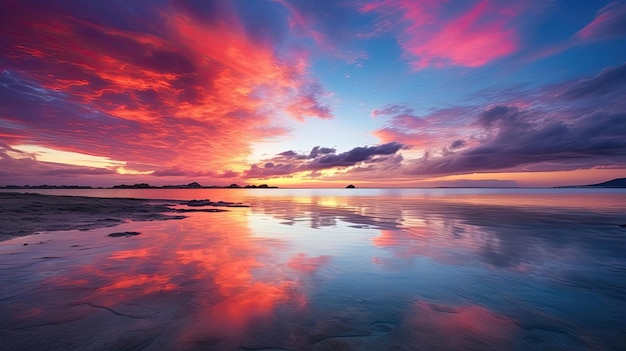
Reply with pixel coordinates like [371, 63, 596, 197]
[1, 188, 625, 350]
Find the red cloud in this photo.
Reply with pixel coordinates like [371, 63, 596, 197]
[0, 1, 332, 183]
[361, 0, 519, 68]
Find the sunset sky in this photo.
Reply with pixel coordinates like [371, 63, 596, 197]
[1, 0, 625, 187]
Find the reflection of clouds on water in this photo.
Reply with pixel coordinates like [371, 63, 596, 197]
[288, 253, 332, 274]
[403, 302, 518, 350]
[246, 194, 626, 350]
[251, 195, 626, 271]
[0, 210, 334, 350]
[2, 192, 626, 350]
[249, 196, 405, 230]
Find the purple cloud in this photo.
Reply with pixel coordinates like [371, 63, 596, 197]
[408, 107, 626, 175]
[560, 63, 626, 100]
[371, 63, 626, 177]
[245, 142, 404, 178]
[578, 1, 626, 40]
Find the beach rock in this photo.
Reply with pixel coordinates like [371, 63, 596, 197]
[346, 184, 356, 188]
[181, 199, 250, 208]
[108, 231, 141, 238]
[619, 224, 626, 228]
[185, 199, 213, 207]
[175, 208, 228, 213]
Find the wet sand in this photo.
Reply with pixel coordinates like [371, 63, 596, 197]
[0, 192, 240, 242]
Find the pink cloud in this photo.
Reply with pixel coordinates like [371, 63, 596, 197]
[287, 253, 331, 274]
[0, 1, 333, 185]
[372, 104, 477, 148]
[285, 82, 333, 121]
[404, 302, 518, 349]
[577, 1, 626, 40]
[362, 0, 520, 69]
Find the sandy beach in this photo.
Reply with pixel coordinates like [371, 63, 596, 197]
[0, 192, 242, 242]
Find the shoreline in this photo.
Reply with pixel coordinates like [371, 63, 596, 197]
[0, 192, 243, 242]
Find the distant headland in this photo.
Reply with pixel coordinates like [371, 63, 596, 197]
[555, 178, 626, 188]
[0, 182, 278, 190]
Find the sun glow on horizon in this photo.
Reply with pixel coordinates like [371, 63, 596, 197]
[13, 144, 125, 169]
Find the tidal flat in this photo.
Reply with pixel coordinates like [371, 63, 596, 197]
[1, 189, 625, 350]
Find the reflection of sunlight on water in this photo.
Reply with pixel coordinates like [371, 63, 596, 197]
[435, 192, 626, 211]
[1, 191, 626, 350]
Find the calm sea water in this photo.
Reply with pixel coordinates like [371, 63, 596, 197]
[1, 188, 625, 350]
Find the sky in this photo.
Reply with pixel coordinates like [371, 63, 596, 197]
[1, 0, 625, 188]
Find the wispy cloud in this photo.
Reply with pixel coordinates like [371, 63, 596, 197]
[529, 1, 626, 61]
[361, 0, 522, 69]
[373, 104, 476, 148]
[559, 64, 626, 100]
[577, 1, 626, 40]
[272, 0, 371, 64]
[0, 0, 333, 183]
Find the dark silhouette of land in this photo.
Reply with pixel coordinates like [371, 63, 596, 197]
[0, 182, 278, 189]
[0, 184, 93, 189]
[1, 178, 625, 189]
[112, 182, 277, 189]
[584, 178, 626, 188]
[556, 178, 626, 188]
